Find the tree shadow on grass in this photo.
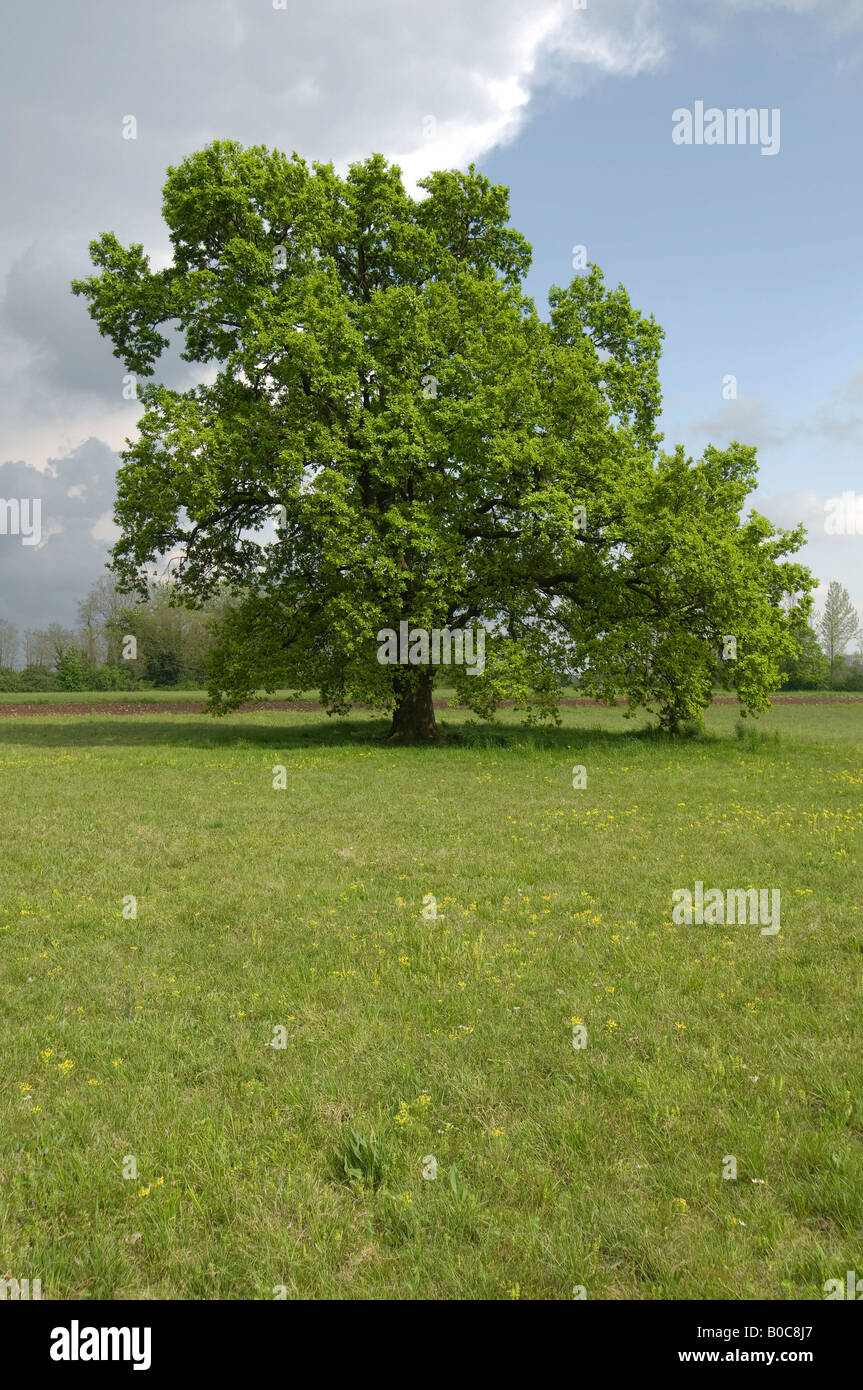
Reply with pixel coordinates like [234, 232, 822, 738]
[0, 710, 736, 754]
[0, 714, 378, 752]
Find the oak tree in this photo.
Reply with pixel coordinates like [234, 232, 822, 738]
[73, 141, 813, 738]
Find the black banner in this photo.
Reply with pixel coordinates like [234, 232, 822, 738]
[5, 1297, 858, 1376]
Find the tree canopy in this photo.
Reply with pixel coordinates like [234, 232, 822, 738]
[73, 140, 814, 738]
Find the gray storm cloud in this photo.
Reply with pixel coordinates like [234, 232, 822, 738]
[0, 440, 119, 631]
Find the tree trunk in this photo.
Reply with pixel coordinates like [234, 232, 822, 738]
[388, 671, 440, 742]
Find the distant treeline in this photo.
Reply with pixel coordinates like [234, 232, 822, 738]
[0, 577, 227, 692]
[0, 576, 859, 694]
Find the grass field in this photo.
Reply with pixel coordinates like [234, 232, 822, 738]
[1, 696, 861, 1300]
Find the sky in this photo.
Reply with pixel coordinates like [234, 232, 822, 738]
[1, 0, 860, 646]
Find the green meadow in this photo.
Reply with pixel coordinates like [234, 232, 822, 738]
[1, 697, 860, 1300]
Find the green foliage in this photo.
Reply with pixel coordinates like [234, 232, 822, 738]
[677, 717, 706, 740]
[734, 717, 781, 750]
[73, 141, 815, 736]
[841, 663, 863, 691]
[109, 582, 224, 688]
[55, 647, 88, 692]
[17, 664, 57, 692]
[0, 662, 141, 694]
[86, 663, 140, 692]
[780, 610, 830, 690]
[335, 1129, 389, 1190]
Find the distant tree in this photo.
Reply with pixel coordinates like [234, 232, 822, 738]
[29, 624, 77, 669]
[780, 609, 829, 690]
[114, 582, 223, 687]
[78, 575, 130, 665]
[77, 592, 102, 667]
[55, 646, 87, 691]
[0, 618, 19, 669]
[816, 582, 861, 686]
[24, 630, 47, 667]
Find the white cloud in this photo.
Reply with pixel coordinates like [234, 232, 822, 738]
[91, 511, 121, 546]
[754, 487, 863, 621]
[689, 361, 863, 453]
[348, 2, 668, 191]
[753, 487, 823, 531]
[0, 440, 121, 629]
[690, 394, 786, 448]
